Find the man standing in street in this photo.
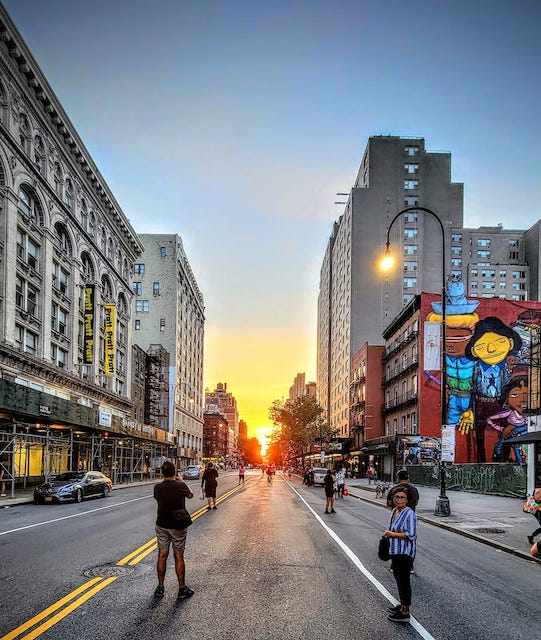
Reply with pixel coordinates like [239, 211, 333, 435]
[324, 469, 336, 514]
[336, 467, 346, 498]
[153, 461, 194, 600]
[387, 469, 419, 574]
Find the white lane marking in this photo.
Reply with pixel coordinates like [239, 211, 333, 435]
[288, 482, 436, 640]
[0, 496, 150, 536]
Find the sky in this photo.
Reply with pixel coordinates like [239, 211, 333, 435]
[4, 0, 541, 446]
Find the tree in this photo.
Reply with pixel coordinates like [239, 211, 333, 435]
[268, 395, 334, 460]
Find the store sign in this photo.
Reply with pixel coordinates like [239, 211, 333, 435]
[104, 304, 116, 376]
[83, 285, 95, 364]
[98, 407, 112, 427]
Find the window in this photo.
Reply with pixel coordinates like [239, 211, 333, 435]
[512, 283, 525, 291]
[16, 324, 38, 354]
[54, 162, 62, 196]
[51, 303, 68, 334]
[160, 247, 166, 257]
[509, 251, 519, 260]
[451, 270, 462, 278]
[499, 282, 507, 289]
[64, 179, 73, 209]
[451, 246, 462, 255]
[481, 269, 495, 278]
[52, 262, 69, 294]
[160, 318, 166, 332]
[471, 269, 478, 277]
[404, 180, 419, 190]
[134, 263, 145, 274]
[16, 229, 39, 269]
[477, 250, 491, 259]
[499, 270, 507, 278]
[132, 282, 142, 295]
[405, 146, 419, 156]
[18, 186, 39, 221]
[451, 233, 462, 242]
[477, 239, 491, 247]
[512, 271, 526, 279]
[404, 212, 417, 223]
[34, 136, 44, 173]
[19, 113, 30, 152]
[404, 163, 419, 174]
[451, 258, 462, 267]
[404, 229, 418, 239]
[509, 239, 518, 247]
[404, 261, 417, 271]
[404, 245, 417, 255]
[135, 300, 149, 313]
[403, 293, 413, 305]
[16, 276, 38, 316]
[470, 281, 478, 289]
[153, 281, 160, 295]
[404, 196, 418, 207]
[482, 281, 495, 290]
[135, 319, 141, 330]
[403, 277, 417, 288]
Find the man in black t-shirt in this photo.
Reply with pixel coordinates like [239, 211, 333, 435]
[386, 469, 419, 511]
[153, 461, 194, 599]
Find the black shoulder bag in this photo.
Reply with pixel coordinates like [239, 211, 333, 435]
[171, 508, 193, 529]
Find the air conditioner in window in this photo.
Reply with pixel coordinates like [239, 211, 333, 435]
[58, 361, 65, 368]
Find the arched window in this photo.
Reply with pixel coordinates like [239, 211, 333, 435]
[101, 274, 113, 300]
[19, 113, 30, 153]
[0, 80, 7, 125]
[54, 221, 72, 255]
[18, 185, 43, 224]
[80, 198, 88, 229]
[64, 178, 73, 209]
[118, 293, 127, 315]
[89, 212, 96, 238]
[54, 162, 62, 196]
[34, 136, 45, 174]
[81, 251, 95, 282]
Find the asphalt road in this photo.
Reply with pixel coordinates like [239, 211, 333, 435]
[0, 471, 538, 640]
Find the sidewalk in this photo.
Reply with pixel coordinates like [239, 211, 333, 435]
[345, 477, 540, 564]
[2, 476, 540, 564]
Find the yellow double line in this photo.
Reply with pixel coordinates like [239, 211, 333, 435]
[1, 482, 246, 640]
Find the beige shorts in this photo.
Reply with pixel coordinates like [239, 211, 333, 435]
[155, 525, 188, 551]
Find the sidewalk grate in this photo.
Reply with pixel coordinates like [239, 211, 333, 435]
[83, 564, 135, 579]
[471, 527, 507, 535]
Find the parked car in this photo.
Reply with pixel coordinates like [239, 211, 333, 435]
[182, 465, 201, 480]
[312, 467, 329, 486]
[33, 471, 112, 504]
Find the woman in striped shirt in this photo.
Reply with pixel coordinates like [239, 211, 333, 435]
[384, 489, 417, 623]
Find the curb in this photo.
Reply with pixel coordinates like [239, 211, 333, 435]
[347, 488, 541, 565]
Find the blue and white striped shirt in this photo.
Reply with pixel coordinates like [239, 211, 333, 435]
[388, 506, 417, 558]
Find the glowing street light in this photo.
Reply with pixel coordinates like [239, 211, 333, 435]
[382, 206, 450, 517]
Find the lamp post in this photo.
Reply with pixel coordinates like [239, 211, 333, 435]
[382, 206, 450, 517]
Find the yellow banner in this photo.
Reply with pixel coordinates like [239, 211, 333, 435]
[104, 304, 115, 376]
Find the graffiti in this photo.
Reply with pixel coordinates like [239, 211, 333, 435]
[409, 463, 526, 497]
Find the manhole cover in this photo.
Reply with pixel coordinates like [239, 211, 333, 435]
[83, 564, 135, 579]
[472, 528, 506, 534]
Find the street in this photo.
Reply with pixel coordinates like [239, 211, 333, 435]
[0, 471, 537, 640]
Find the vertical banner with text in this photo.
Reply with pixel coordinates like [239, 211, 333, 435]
[104, 304, 116, 376]
[83, 285, 95, 364]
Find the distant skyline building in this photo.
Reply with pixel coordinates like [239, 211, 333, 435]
[135, 234, 205, 466]
[205, 382, 239, 457]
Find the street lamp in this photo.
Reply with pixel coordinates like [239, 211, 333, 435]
[382, 206, 450, 517]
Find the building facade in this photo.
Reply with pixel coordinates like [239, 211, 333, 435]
[135, 234, 205, 466]
[205, 382, 239, 459]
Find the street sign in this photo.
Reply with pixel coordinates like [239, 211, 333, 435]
[441, 425, 456, 463]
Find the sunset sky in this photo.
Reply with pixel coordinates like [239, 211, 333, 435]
[5, 0, 541, 445]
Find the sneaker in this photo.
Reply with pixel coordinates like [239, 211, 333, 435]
[325, 510, 329, 514]
[177, 586, 195, 600]
[213, 506, 217, 510]
[410, 568, 415, 575]
[528, 535, 534, 545]
[154, 585, 165, 598]
[207, 506, 211, 511]
[330, 509, 336, 513]
[387, 604, 401, 613]
[388, 611, 410, 623]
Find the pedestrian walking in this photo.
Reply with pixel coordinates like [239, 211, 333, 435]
[324, 469, 336, 514]
[527, 487, 541, 545]
[385, 489, 417, 623]
[238, 465, 245, 485]
[153, 461, 194, 600]
[336, 468, 345, 498]
[201, 461, 219, 510]
[367, 464, 376, 485]
[287, 466, 293, 480]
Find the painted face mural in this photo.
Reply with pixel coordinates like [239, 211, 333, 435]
[470, 331, 514, 365]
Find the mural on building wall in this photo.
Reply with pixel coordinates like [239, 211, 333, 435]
[422, 279, 541, 464]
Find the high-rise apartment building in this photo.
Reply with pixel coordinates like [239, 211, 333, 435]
[205, 382, 239, 457]
[135, 234, 205, 466]
[317, 136, 463, 436]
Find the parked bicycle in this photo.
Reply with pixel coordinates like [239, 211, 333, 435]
[375, 481, 391, 499]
